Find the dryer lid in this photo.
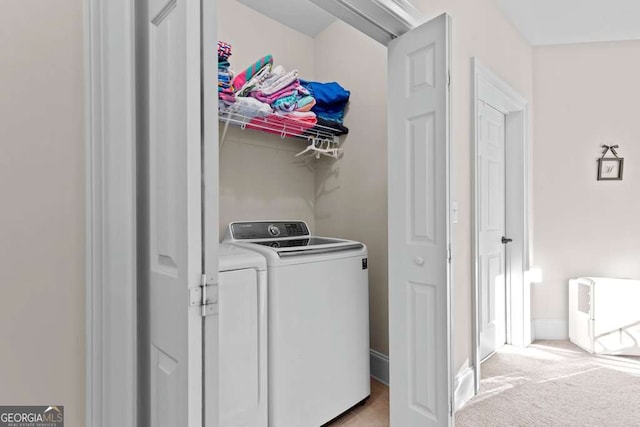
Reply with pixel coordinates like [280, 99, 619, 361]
[218, 243, 267, 272]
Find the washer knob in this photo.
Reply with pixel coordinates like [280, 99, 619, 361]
[268, 224, 281, 237]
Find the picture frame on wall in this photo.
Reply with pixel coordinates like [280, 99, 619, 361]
[598, 157, 624, 181]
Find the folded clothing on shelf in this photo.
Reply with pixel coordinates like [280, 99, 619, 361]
[219, 93, 236, 104]
[217, 41, 232, 61]
[300, 80, 350, 124]
[250, 83, 308, 106]
[219, 55, 354, 140]
[218, 40, 235, 101]
[272, 94, 315, 113]
[233, 55, 274, 97]
[315, 117, 349, 136]
[259, 65, 299, 95]
[275, 111, 317, 122]
[219, 96, 273, 118]
[246, 112, 317, 137]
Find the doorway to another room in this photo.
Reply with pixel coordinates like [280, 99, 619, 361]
[471, 58, 532, 391]
[476, 99, 508, 361]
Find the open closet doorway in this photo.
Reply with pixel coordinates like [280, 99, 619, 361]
[471, 58, 532, 391]
[203, 1, 453, 426]
[86, 0, 456, 423]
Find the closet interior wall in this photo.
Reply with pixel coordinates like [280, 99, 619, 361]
[217, 0, 391, 357]
[313, 22, 389, 355]
[218, 0, 317, 238]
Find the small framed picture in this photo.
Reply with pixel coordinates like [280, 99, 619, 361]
[598, 158, 624, 181]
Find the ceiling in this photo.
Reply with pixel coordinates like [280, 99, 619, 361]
[236, 0, 640, 45]
[237, 0, 337, 38]
[499, 0, 640, 46]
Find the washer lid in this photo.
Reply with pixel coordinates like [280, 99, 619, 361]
[218, 243, 267, 272]
[251, 237, 345, 248]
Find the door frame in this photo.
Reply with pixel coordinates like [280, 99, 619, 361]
[85, 0, 138, 426]
[86, 0, 452, 425]
[471, 58, 532, 392]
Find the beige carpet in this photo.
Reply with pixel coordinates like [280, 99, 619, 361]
[456, 340, 640, 426]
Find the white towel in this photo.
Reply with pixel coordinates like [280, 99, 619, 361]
[220, 97, 273, 118]
[260, 67, 299, 95]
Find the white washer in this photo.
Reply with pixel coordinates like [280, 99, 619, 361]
[218, 244, 268, 427]
[224, 221, 371, 427]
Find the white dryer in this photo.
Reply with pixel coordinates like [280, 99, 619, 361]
[224, 221, 370, 427]
[218, 244, 268, 427]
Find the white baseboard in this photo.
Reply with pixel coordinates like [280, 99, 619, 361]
[532, 319, 568, 340]
[454, 365, 475, 412]
[369, 351, 476, 410]
[370, 349, 389, 386]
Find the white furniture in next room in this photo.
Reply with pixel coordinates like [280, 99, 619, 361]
[219, 244, 268, 427]
[569, 277, 640, 356]
[224, 221, 370, 427]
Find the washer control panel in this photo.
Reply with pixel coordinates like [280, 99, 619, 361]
[230, 221, 310, 240]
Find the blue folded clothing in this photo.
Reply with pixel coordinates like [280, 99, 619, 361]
[301, 80, 350, 105]
[313, 109, 345, 123]
[300, 79, 350, 123]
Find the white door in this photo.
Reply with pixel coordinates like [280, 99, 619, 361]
[388, 13, 452, 427]
[147, 0, 211, 425]
[477, 101, 507, 360]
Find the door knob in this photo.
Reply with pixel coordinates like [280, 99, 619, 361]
[414, 256, 425, 266]
[501, 236, 513, 244]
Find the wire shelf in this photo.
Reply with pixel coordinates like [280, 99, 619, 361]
[218, 108, 342, 145]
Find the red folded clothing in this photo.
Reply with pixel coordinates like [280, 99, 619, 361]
[246, 113, 317, 137]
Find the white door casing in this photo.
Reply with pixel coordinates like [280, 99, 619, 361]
[388, 13, 452, 427]
[147, 0, 204, 426]
[85, 0, 139, 424]
[477, 101, 507, 360]
[202, 0, 220, 426]
[472, 58, 531, 394]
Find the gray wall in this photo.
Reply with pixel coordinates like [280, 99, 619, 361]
[218, 0, 317, 237]
[313, 21, 389, 354]
[0, 0, 85, 425]
[532, 40, 640, 323]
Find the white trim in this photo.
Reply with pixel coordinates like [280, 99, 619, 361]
[453, 366, 475, 412]
[532, 320, 569, 340]
[369, 349, 390, 386]
[308, 0, 428, 45]
[471, 58, 531, 394]
[202, 0, 220, 425]
[85, 0, 138, 425]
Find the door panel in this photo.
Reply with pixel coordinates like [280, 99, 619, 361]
[150, 347, 179, 427]
[408, 113, 436, 243]
[147, 0, 204, 425]
[478, 101, 506, 360]
[388, 13, 451, 427]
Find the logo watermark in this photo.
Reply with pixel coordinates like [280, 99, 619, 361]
[0, 406, 63, 427]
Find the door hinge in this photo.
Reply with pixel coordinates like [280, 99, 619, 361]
[448, 246, 452, 263]
[190, 274, 218, 317]
[447, 71, 451, 87]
